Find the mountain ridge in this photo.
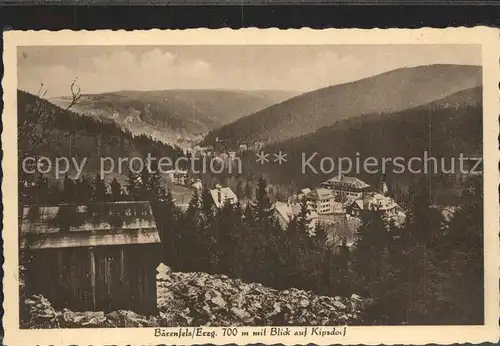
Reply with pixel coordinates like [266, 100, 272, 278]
[233, 86, 482, 205]
[203, 64, 482, 146]
[49, 89, 298, 148]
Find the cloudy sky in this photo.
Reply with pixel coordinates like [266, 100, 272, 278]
[18, 45, 481, 97]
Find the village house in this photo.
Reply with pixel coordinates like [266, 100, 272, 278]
[345, 193, 406, 225]
[209, 185, 238, 208]
[20, 201, 161, 315]
[365, 193, 402, 218]
[305, 188, 336, 215]
[321, 175, 370, 200]
[273, 201, 319, 232]
[165, 169, 187, 185]
[345, 199, 364, 217]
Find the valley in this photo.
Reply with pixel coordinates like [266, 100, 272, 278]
[204, 64, 481, 146]
[50, 89, 298, 149]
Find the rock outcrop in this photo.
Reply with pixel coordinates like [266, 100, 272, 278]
[21, 295, 158, 328]
[21, 265, 369, 328]
[157, 265, 368, 326]
[22, 294, 61, 329]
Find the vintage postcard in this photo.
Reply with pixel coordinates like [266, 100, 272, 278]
[2, 28, 499, 345]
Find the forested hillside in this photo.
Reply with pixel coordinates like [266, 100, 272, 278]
[18, 90, 185, 179]
[50, 89, 298, 146]
[204, 64, 481, 146]
[234, 88, 482, 204]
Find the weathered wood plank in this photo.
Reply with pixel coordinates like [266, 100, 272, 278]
[89, 247, 96, 311]
[21, 229, 161, 250]
[24, 243, 160, 315]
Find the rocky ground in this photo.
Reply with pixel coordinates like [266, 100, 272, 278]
[21, 264, 369, 328]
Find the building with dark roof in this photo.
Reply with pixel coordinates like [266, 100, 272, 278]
[20, 201, 161, 315]
[209, 185, 238, 208]
[321, 175, 370, 200]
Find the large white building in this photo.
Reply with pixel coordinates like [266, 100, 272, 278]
[321, 175, 370, 200]
[305, 188, 336, 215]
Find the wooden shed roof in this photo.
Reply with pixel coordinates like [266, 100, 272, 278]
[20, 201, 161, 250]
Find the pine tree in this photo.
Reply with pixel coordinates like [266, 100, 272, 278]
[200, 187, 214, 220]
[353, 208, 390, 290]
[406, 177, 435, 245]
[110, 178, 122, 201]
[337, 241, 351, 295]
[402, 178, 446, 323]
[146, 161, 166, 201]
[125, 170, 143, 200]
[244, 181, 253, 200]
[92, 176, 109, 202]
[198, 187, 218, 269]
[243, 204, 255, 227]
[140, 164, 151, 195]
[33, 173, 50, 205]
[236, 180, 246, 200]
[312, 220, 328, 247]
[48, 182, 62, 204]
[216, 201, 238, 273]
[186, 189, 200, 218]
[76, 174, 93, 202]
[295, 195, 312, 236]
[62, 174, 76, 203]
[154, 189, 181, 266]
[254, 177, 272, 224]
[179, 189, 202, 271]
[429, 175, 483, 324]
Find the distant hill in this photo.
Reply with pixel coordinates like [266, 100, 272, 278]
[235, 87, 482, 205]
[233, 89, 300, 104]
[418, 86, 481, 110]
[19, 90, 184, 182]
[203, 64, 482, 146]
[50, 89, 298, 147]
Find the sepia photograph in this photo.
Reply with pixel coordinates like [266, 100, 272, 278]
[3, 28, 499, 345]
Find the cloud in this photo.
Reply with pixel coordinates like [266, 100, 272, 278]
[18, 48, 212, 97]
[18, 45, 481, 96]
[140, 49, 176, 67]
[284, 51, 365, 90]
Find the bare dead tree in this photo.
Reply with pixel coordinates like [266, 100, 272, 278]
[18, 77, 82, 159]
